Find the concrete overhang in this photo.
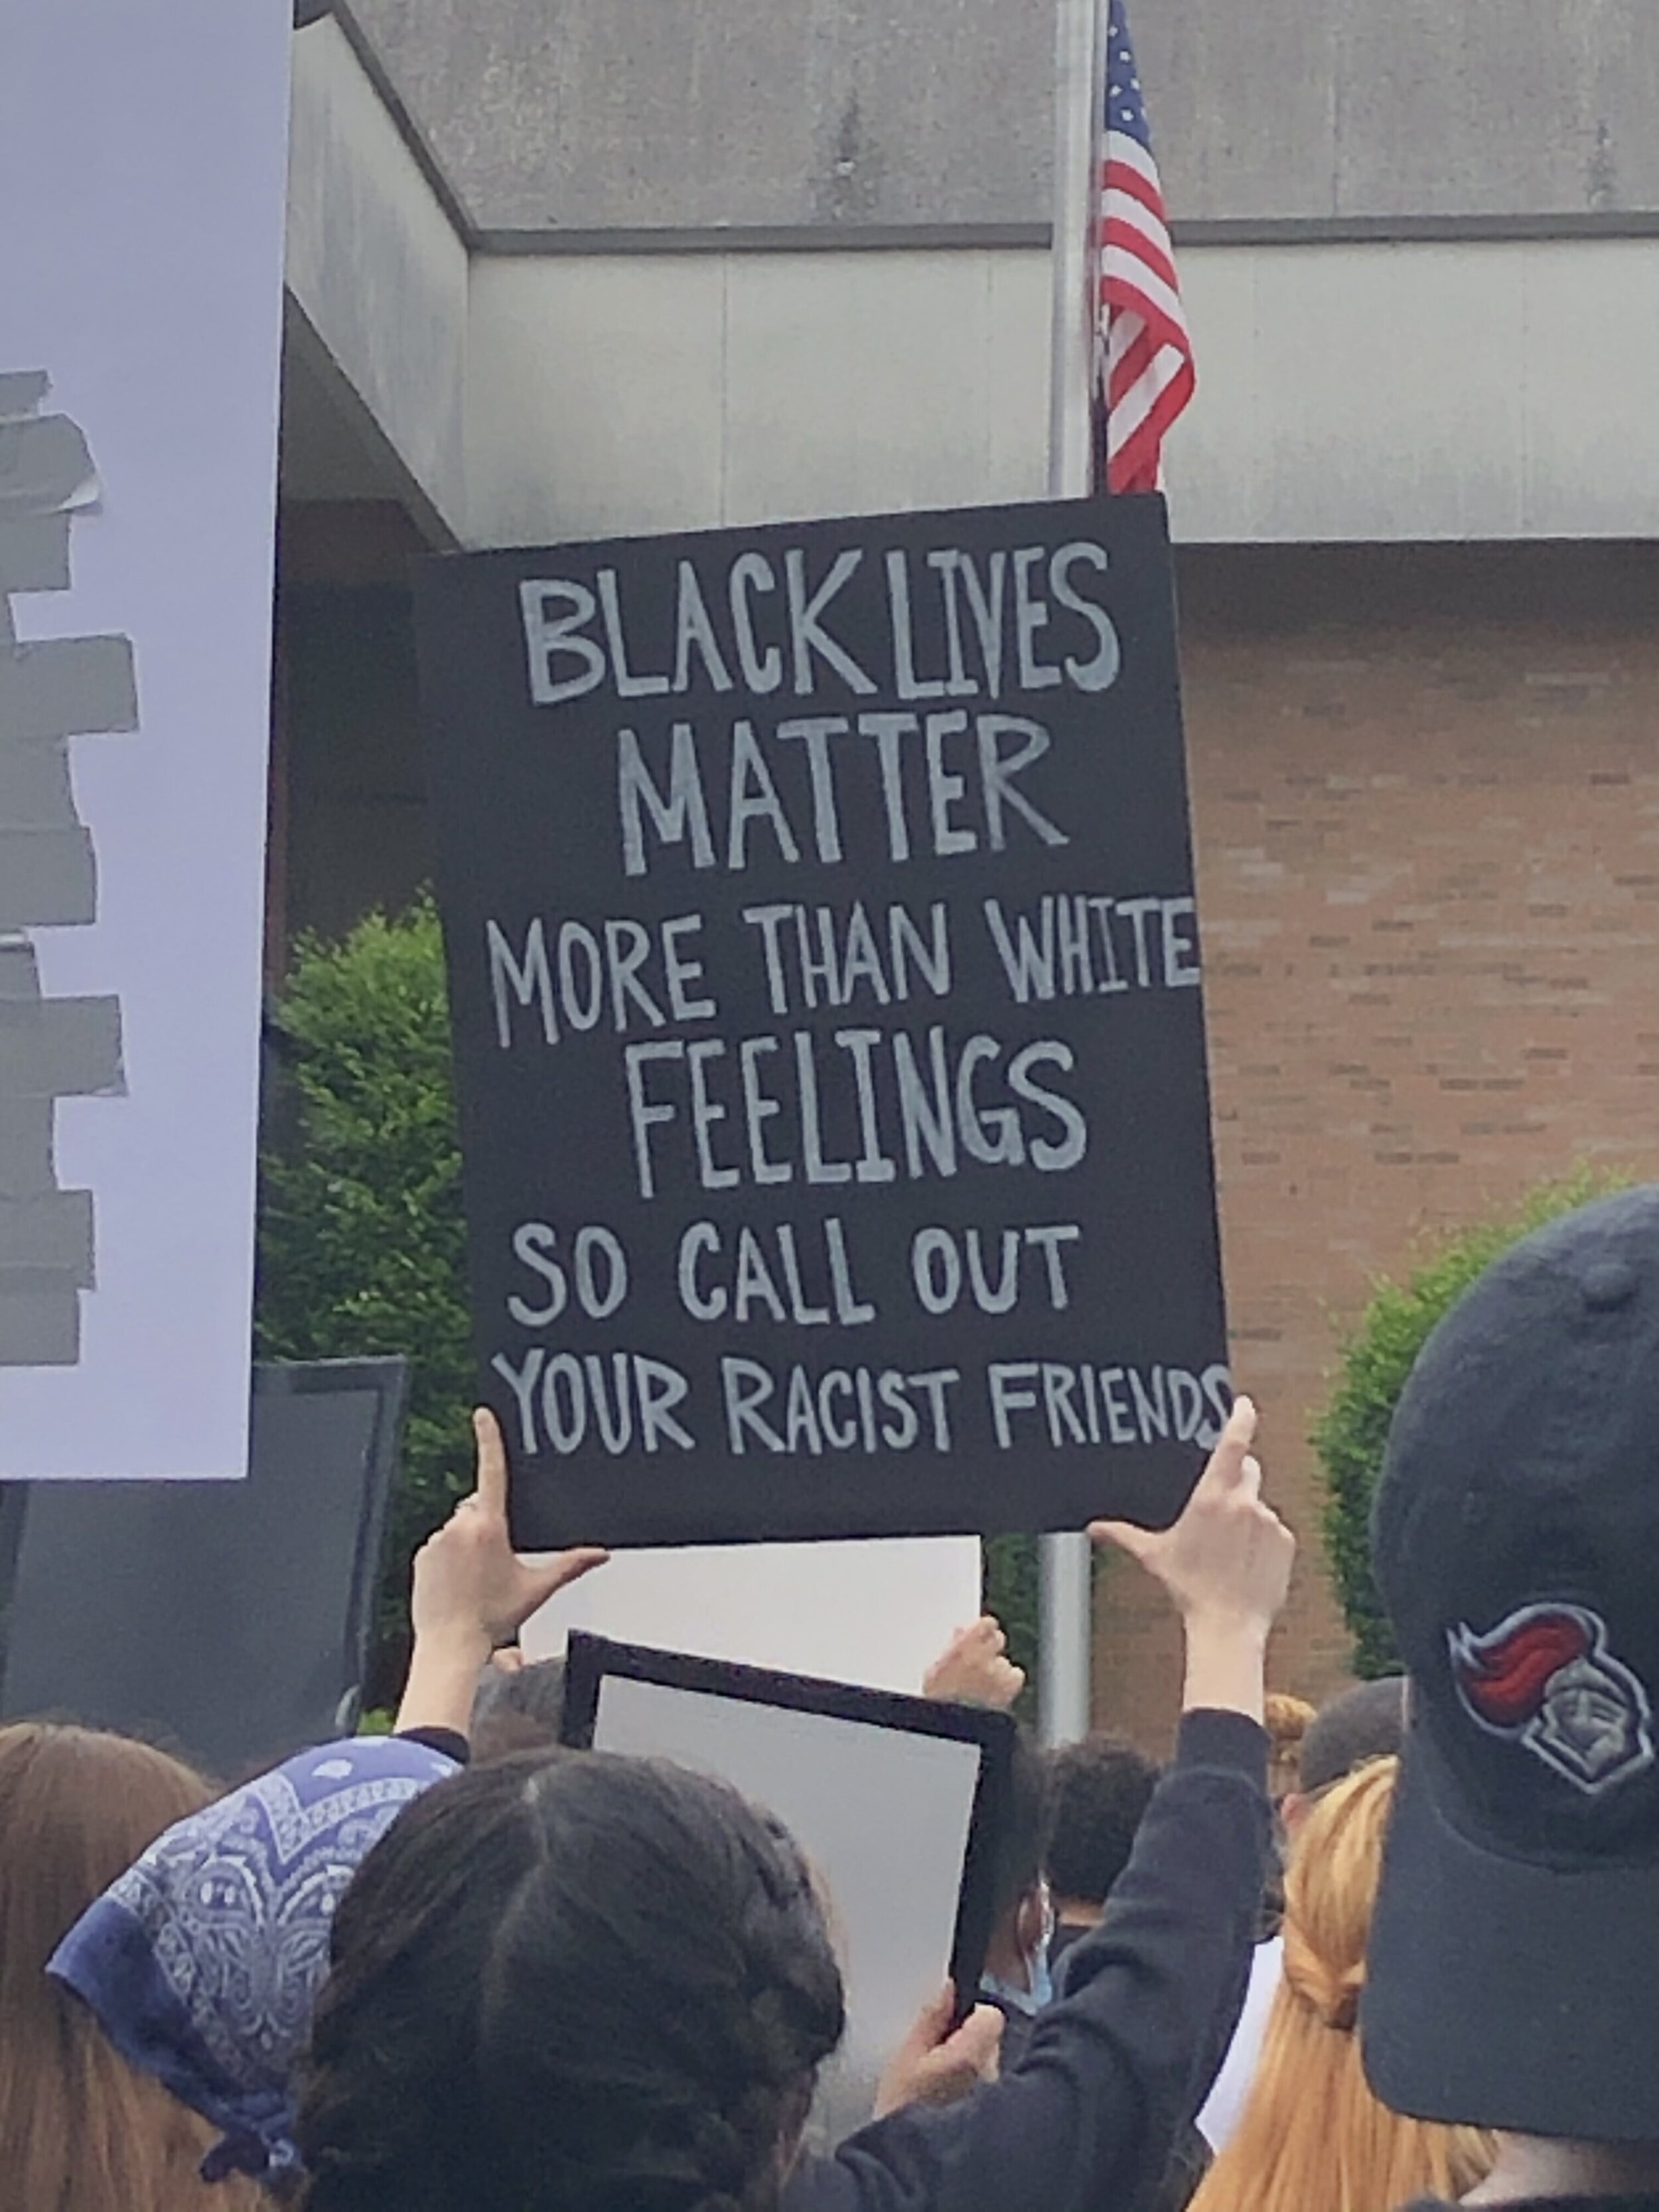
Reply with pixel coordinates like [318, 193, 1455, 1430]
[281, 10, 469, 544]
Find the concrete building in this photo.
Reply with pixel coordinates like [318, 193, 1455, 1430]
[275, 0, 1659, 1744]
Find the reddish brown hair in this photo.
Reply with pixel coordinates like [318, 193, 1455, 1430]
[1263, 1691, 1317, 1804]
[0, 1721, 263, 2212]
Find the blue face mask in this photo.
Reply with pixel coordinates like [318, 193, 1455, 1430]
[980, 1939, 1055, 2016]
[979, 1889, 1056, 2016]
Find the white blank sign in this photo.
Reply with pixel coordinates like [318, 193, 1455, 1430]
[590, 1668, 989, 2145]
[527, 1534, 983, 1694]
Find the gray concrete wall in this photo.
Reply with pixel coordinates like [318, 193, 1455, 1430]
[1168, 238, 1659, 540]
[279, 9, 1659, 553]
[1139, 0, 1659, 228]
[344, 0, 1659, 238]
[465, 248, 1048, 542]
[463, 238, 1659, 548]
[286, 17, 470, 534]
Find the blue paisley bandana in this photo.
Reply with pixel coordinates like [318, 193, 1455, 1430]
[48, 1734, 458, 2186]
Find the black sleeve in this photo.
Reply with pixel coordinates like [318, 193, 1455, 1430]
[786, 1710, 1269, 2212]
[395, 1726, 472, 1766]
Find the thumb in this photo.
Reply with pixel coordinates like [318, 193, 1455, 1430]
[1088, 1518, 1155, 1564]
[897, 1983, 956, 2059]
[518, 1546, 611, 1615]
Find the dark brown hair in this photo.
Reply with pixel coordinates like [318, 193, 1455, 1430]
[1042, 1732, 1159, 1907]
[299, 1751, 845, 2212]
[0, 1720, 263, 2212]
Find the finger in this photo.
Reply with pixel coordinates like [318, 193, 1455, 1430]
[472, 1406, 509, 1520]
[940, 2004, 1004, 2071]
[1237, 1452, 1263, 1503]
[520, 1546, 611, 1615]
[1194, 1394, 1258, 1496]
[1088, 1518, 1155, 1562]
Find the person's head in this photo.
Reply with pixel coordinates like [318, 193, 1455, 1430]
[1263, 1692, 1316, 1807]
[979, 1726, 1050, 2001]
[470, 1653, 567, 1761]
[1190, 1758, 1489, 2212]
[1041, 1733, 1158, 1919]
[0, 1720, 260, 2212]
[297, 1750, 846, 2212]
[1363, 1187, 1659, 2170]
[1279, 1677, 1407, 1840]
[50, 1732, 460, 2192]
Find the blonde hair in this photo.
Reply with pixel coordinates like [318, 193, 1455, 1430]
[0, 1722, 264, 2212]
[1190, 1758, 1490, 2212]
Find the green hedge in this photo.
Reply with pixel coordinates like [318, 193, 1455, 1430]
[1311, 1170, 1626, 1677]
[256, 898, 472, 1695]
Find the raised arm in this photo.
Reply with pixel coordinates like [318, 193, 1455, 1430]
[790, 1396, 1292, 2212]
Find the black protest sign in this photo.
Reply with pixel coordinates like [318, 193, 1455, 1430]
[416, 496, 1229, 1550]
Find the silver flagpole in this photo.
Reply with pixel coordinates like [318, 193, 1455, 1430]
[1038, 0, 1103, 1753]
[1047, 0, 1101, 503]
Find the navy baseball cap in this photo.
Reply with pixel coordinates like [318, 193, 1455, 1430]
[1363, 1186, 1659, 2142]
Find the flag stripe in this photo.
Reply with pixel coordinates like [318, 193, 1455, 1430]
[1102, 160, 1162, 220]
[1109, 346, 1190, 450]
[1110, 362, 1194, 492]
[1102, 186, 1167, 243]
[1103, 256, 1187, 341]
[1101, 220, 1181, 302]
[1104, 131, 1161, 190]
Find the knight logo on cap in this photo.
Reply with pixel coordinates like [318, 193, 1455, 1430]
[1448, 1603, 1655, 1796]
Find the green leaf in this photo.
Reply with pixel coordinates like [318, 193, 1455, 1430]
[1310, 1167, 1629, 1675]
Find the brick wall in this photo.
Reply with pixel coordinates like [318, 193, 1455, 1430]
[1094, 542, 1659, 1751]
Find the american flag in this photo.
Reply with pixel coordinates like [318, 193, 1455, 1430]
[1097, 0, 1194, 493]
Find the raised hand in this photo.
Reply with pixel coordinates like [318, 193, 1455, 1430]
[398, 1410, 608, 1739]
[1089, 1396, 1294, 1720]
[874, 1985, 1004, 2118]
[411, 1408, 609, 1657]
[922, 1617, 1027, 1712]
